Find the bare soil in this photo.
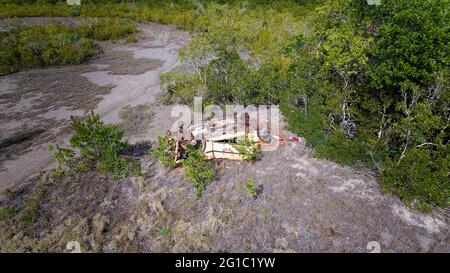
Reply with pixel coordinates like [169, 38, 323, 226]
[0, 19, 448, 253]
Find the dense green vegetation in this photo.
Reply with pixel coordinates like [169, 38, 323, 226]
[182, 145, 215, 198]
[0, 18, 137, 74]
[0, 0, 448, 210]
[49, 112, 141, 179]
[173, 0, 449, 210]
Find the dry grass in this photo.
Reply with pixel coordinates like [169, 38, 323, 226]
[0, 143, 449, 252]
[118, 103, 154, 137]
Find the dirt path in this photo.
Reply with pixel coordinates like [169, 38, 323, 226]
[0, 22, 189, 191]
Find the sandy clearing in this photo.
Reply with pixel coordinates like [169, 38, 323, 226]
[83, 23, 189, 124]
[0, 22, 189, 191]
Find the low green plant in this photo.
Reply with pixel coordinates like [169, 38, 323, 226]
[153, 135, 177, 168]
[68, 5, 81, 17]
[234, 136, 260, 161]
[49, 112, 141, 179]
[0, 207, 15, 221]
[182, 145, 214, 198]
[158, 227, 170, 237]
[69, 112, 141, 178]
[48, 144, 76, 177]
[17, 179, 48, 230]
[159, 72, 206, 105]
[245, 178, 257, 199]
[79, 18, 138, 41]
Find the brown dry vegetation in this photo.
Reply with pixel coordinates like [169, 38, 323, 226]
[96, 51, 165, 76]
[0, 141, 448, 253]
[118, 103, 154, 137]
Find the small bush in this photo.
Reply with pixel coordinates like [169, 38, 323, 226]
[48, 144, 76, 177]
[245, 178, 257, 199]
[79, 18, 138, 41]
[0, 207, 15, 221]
[49, 112, 141, 179]
[153, 135, 177, 168]
[182, 145, 214, 198]
[159, 72, 206, 105]
[234, 136, 260, 161]
[68, 5, 81, 17]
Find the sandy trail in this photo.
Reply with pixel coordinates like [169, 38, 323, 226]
[84, 23, 188, 124]
[0, 22, 189, 191]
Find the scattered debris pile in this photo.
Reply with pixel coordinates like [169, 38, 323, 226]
[166, 113, 300, 162]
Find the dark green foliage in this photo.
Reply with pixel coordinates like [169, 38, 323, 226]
[0, 19, 138, 75]
[0, 23, 97, 75]
[182, 145, 214, 198]
[286, 0, 449, 209]
[69, 112, 141, 178]
[204, 49, 251, 104]
[159, 72, 206, 105]
[81, 18, 137, 41]
[382, 147, 450, 211]
[153, 138, 215, 197]
[153, 135, 177, 168]
[49, 112, 141, 179]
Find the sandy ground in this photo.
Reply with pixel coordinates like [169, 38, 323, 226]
[0, 20, 448, 252]
[0, 22, 188, 190]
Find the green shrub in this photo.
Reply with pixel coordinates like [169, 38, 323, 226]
[281, 99, 327, 147]
[314, 132, 370, 167]
[381, 147, 449, 211]
[159, 72, 206, 105]
[234, 136, 260, 161]
[182, 145, 214, 198]
[79, 18, 138, 41]
[68, 5, 81, 17]
[245, 178, 257, 199]
[0, 23, 98, 75]
[70, 112, 140, 178]
[153, 135, 177, 168]
[49, 112, 141, 179]
[48, 144, 76, 177]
